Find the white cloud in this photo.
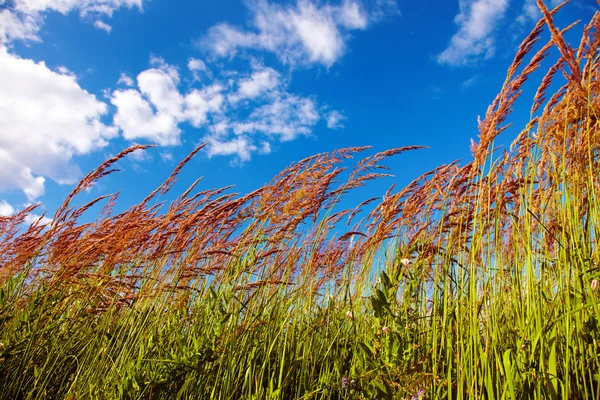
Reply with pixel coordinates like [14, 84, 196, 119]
[12, 0, 143, 15]
[338, 0, 368, 29]
[111, 58, 224, 145]
[325, 110, 346, 129]
[460, 74, 479, 90]
[184, 85, 225, 127]
[0, 9, 41, 43]
[188, 58, 207, 72]
[231, 94, 320, 141]
[24, 212, 52, 225]
[160, 152, 173, 162]
[258, 141, 271, 155]
[0, 200, 15, 217]
[0, 48, 117, 201]
[112, 58, 340, 163]
[137, 59, 185, 118]
[111, 88, 181, 145]
[0, 200, 52, 225]
[205, 136, 257, 162]
[199, 0, 389, 68]
[437, 0, 509, 66]
[198, 63, 341, 162]
[522, 0, 541, 21]
[513, 0, 541, 28]
[0, 0, 347, 199]
[1, 0, 145, 44]
[56, 65, 75, 76]
[228, 67, 280, 103]
[94, 20, 112, 33]
[117, 72, 135, 87]
[516, 0, 565, 26]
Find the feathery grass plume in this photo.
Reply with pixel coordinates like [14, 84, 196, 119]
[51, 144, 154, 227]
[2, 1, 600, 398]
[537, 0, 587, 99]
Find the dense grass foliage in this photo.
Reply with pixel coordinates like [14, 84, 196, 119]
[2, 1, 600, 398]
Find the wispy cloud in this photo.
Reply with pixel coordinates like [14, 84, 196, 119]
[94, 20, 112, 33]
[429, 85, 444, 101]
[325, 110, 346, 129]
[227, 67, 281, 104]
[198, 0, 397, 68]
[572, 0, 600, 12]
[228, 93, 320, 141]
[188, 58, 207, 72]
[437, 0, 509, 66]
[460, 74, 479, 91]
[117, 73, 135, 87]
[205, 136, 258, 163]
[0, 0, 145, 44]
[516, 0, 583, 26]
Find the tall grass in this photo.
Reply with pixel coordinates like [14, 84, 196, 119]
[2, 1, 600, 398]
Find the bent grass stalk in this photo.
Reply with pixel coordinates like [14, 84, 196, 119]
[1, 1, 600, 398]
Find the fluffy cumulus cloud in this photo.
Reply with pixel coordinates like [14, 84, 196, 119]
[325, 110, 346, 129]
[0, 47, 344, 198]
[205, 136, 258, 162]
[110, 57, 224, 146]
[0, 200, 14, 217]
[0, 49, 117, 201]
[0, 0, 354, 199]
[437, 0, 510, 66]
[198, 0, 396, 68]
[188, 58, 207, 72]
[0, 0, 145, 43]
[0, 7, 41, 43]
[227, 67, 281, 104]
[110, 57, 343, 162]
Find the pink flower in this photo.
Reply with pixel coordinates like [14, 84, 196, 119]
[592, 279, 599, 291]
[345, 310, 354, 319]
[382, 326, 390, 334]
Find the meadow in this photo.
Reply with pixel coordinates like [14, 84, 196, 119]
[1, 1, 600, 399]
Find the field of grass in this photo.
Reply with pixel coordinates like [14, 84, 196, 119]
[2, 1, 600, 399]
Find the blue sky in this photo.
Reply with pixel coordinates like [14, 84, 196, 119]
[0, 0, 597, 223]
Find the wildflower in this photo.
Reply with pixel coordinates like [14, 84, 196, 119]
[411, 389, 424, 400]
[592, 279, 599, 291]
[400, 258, 411, 267]
[341, 376, 348, 389]
[345, 310, 354, 319]
[382, 326, 390, 334]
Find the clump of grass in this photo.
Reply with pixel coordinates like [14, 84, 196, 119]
[2, 0, 600, 398]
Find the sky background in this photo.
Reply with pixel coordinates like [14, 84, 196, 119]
[0, 0, 598, 224]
